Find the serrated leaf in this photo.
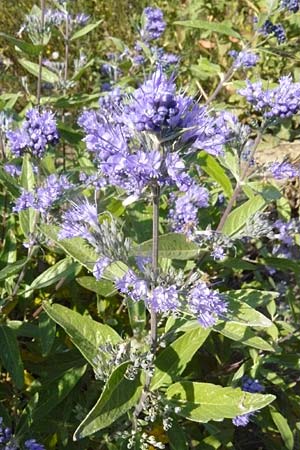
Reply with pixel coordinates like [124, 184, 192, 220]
[174, 20, 241, 39]
[198, 152, 233, 198]
[151, 327, 210, 390]
[0, 325, 24, 389]
[41, 224, 97, 270]
[73, 363, 144, 440]
[270, 407, 294, 450]
[29, 258, 80, 291]
[43, 303, 122, 366]
[133, 233, 199, 260]
[165, 382, 275, 422]
[0, 32, 43, 55]
[70, 20, 102, 41]
[221, 194, 267, 236]
[18, 58, 59, 84]
[76, 276, 117, 297]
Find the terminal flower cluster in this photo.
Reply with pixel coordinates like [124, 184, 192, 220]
[238, 75, 300, 119]
[259, 19, 286, 44]
[7, 109, 59, 158]
[281, 0, 300, 12]
[268, 160, 299, 179]
[229, 50, 259, 69]
[140, 7, 166, 42]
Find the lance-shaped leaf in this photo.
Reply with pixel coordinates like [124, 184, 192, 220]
[70, 20, 102, 41]
[29, 257, 81, 291]
[225, 296, 273, 328]
[18, 58, 59, 84]
[151, 327, 210, 390]
[0, 32, 43, 55]
[214, 322, 276, 352]
[165, 382, 275, 422]
[198, 152, 233, 198]
[19, 154, 36, 237]
[43, 303, 122, 367]
[0, 258, 27, 282]
[0, 325, 24, 389]
[133, 233, 199, 260]
[73, 363, 144, 440]
[174, 20, 241, 39]
[270, 407, 294, 450]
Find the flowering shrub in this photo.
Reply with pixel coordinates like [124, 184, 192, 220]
[0, 1, 300, 449]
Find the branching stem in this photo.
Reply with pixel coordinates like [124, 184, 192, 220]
[37, 0, 45, 105]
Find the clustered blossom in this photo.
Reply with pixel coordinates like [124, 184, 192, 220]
[229, 50, 259, 69]
[259, 20, 286, 44]
[59, 200, 99, 244]
[187, 281, 228, 328]
[238, 75, 300, 119]
[4, 164, 21, 178]
[232, 377, 264, 427]
[281, 0, 300, 12]
[93, 257, 112, 280]
[0, 418, 44, 450]
[44, 9, 90, 29]
[140, 7, 166, 42]
[115, 270, 227, 326]
[13, 175, 73, 215]
[169, 184, 209, 235]
[6, 109, 59, 158]
[268, 161, 299, 179]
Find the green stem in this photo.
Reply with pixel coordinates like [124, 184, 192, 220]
[216, 125, 265, 232]
[37, 0, 45, 105]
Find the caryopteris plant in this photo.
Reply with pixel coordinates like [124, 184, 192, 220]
[1, 0, 300, 448]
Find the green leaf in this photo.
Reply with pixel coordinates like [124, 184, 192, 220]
[198, 152, 233, 198]
[214, 322, 276, 351]
[16, 365, 86, 436]
[70, 20, 102, 41]
[41, 224, 98, 270]
[225, 295, 273, 327]
[167, 422, 188, 450]
[57, 122, 84, 145]
[0, 32, 43, 55]
[165, 382, 275, 422]
[43, 303, 122, 367]
[19, 154, 36, 237]
[226, 289, 279, 309]
[39, 311, 56, 357]
[133, 233, 199, 260]
[0, 325, 24, 389]
[262, 257, 300, 276]
[221, 194, 267, 236]
[76, 276, 117, 297]
[174, 20, 241, 38]
[0, 258, 27, 282]
[29, 258, 81, 291]
[151, 327, 210, 390]
[0, 167, 20, 198]
[73, 363, 144, 440]
[18, 58, 59, 84]
[270, 407, 294, 450]
[128, 299, 146, 337]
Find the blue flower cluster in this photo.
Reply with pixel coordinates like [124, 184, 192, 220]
[6, 109, 59, 158]
[238, 75, 300, 119]
[281, 0, 300, 12]
[268, 161, 299, 179]
[14, 175, 73, 215]
[45, 9, 90, 29]
[232, 377, 264, 427]
[0, 418, 44, 450]
[115, 270, 227, 327]
[140, 7, 166, 42]
[229, 50, 259, 69]
[260, 20, 286, 44]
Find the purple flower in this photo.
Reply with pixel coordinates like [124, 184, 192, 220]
[75, 13, 90, 26]
[25, 439, 45, 450]
[281, 0, 300, 12]
[116, 270, 148, 302]
[229, 50, 259, 69]
[268, 161, 299, 179]
[6, 109, 59, 158]
[169, 183, 209, 235]
[59, 200, 98, 244]
[93, 257, 112, 280]
[141, 7, 166, 42]
[148, 285, 180, 313]
[187, 281, 227, 328]
[259, 20, 286, 44]
[13, 175, 73, 215]
[238, 75, 300, 119]
[232, 377, 264, 427]
[211, 246, 226, 260]
[4, 164, 21, 177]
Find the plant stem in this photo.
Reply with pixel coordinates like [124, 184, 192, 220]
[62, 12, 70, 171]
[216, 126, 265, 232]
[150, 182, 160, 352]
[205, 66, 235, 106]
[37, 0, 45, 105]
